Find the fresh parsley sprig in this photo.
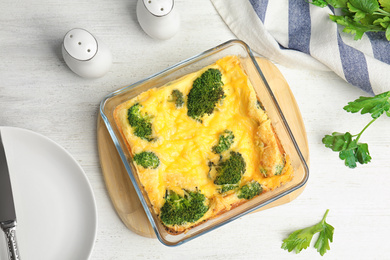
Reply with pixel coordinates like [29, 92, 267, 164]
[309, 0, 390, 41]
[322, 91, 390, 168]
[282, 209, 334, 256]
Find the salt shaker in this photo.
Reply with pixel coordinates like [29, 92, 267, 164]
[136, 0, 180, 40]
[62, 28, 112, 78]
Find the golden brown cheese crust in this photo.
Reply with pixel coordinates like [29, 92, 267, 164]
[113, 56, 294, 234]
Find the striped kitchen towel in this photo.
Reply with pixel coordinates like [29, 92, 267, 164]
[211, 0, 390, 95]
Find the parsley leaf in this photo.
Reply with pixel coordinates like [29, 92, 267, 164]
[387, 25, 390, 39]
[343, 91, 390, 118]
[309, 0, 390, 41]
[374, 16, 390, 29]
[310, 0, 328, 7]
[379, 0, 390, 11]
[339, 146, 358, 168]
[355, 143, 372, 164]
[323, 133, 372, 168]
[282, 210, 334, 256]
[327, 0, 349, 8]
[348, 0, 380, 15]
[330, 14, 383, 39]
[322, 132, 371, 168]
[322, 132, 356, 151]
[314, 216, 335, 256]
[323, 91, 389, 168]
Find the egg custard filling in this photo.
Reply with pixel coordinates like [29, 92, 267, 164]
[114, 56, 294, 234]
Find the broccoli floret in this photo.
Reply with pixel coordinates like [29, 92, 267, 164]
[218, 184, 238, 193]
[169, 89, 184, 108]
[275, 163, 284, 175]
[237, 181, 262, 200]
[127, 103, 154, 141]
[187, 68, 225, 122]
[160, 190, 209, 226]
[260, 161, 285, 177]
[212, 130, 234, 154]
[133, 151, 160, 169]
[214, 151, 246, 185]
[260, 167, 268, 177]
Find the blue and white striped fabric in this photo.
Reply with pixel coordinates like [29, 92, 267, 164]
[211, 0, 390, 95]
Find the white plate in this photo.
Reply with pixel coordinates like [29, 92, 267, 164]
[0, 127, 97, 260]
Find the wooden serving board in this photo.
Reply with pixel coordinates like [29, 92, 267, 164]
[97, 57, 310, 238]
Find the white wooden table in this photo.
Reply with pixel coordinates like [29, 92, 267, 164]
[1, 0, 389, 259]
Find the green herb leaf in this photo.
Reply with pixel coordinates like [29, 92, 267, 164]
[339, 147, 358, 168]
[355, 143, 372, 164]
[386, 25, 390, 39]
[322, 132, 372, 168]
[329, 15, 373, 40]
[361, 13, 383, 26]
[314, 221, 335, 256]
[323, 131, 374, 169]
[343, 91, 390, 118]
[281, 228, 316, 253]
[348, 0, 380, 14]
[327, 0, 349, 8]
[282, 210, 334, 256]
[323, 91, 389, 168]
[373, 16, 390, 28]
[309, 0, 328, 7]
[347, 2, 368, 21]
[322, 132, 356, 151]
[310, 0, 390, 40]
[379, 0, 390, 12]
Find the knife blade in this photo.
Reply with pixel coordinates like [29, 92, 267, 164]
[0, 130, 21, 260]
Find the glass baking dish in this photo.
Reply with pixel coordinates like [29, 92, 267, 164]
[99, 39, 309, 246]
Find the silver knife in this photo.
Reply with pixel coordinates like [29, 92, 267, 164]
[0, 131, 21, 260]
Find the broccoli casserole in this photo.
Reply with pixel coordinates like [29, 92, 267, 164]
[114, 56, 294, 234]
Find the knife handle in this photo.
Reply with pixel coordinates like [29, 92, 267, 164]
[1, 221, 20, 260]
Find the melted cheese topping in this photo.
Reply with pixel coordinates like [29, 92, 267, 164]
[114, 56, 293, 233]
